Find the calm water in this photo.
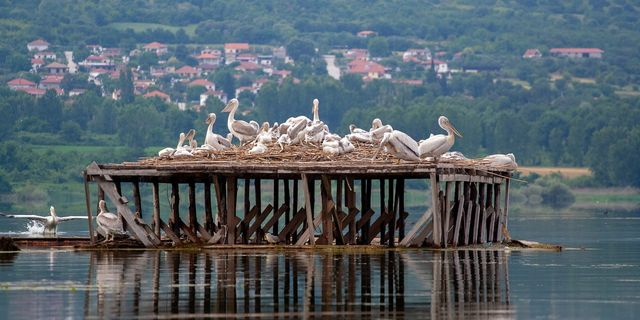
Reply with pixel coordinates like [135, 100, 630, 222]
[0, 210, 639, 319]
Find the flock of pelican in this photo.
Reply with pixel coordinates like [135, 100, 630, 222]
[157, 98, 518, 170]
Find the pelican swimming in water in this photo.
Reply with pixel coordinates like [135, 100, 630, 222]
[0, 206, 87, 234]
[482, 153, 518, 169]
[204, 113, 233, 150]
[418, 116, 462, 160]
[96, 200, 126, 241]
[222, 98, 259, 144]
[373, 130, 420, 161]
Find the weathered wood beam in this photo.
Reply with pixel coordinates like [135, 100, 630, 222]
[273, 178, 279, 235]
[479, 183, 486, 244]
[398, 178, 406, 242]
[430, 173, 441, 247]
[463, 182, 473, 246]
[213, 176, 225, 225]
[379, 178, 386, 244]
[284, 178, 291, 242]
[493, 182, 501, 242]
[452, 182, 464, 247]
[83, 171, 95, 244]
[152, 181, 161, 237]
[159, 218, 181, 244]
[226, 177, 238, 244]
[472, 182, 480, 244]
[195, 221, 212, 242]
[503, 177, 511, 241]
[300, 174, 315, 246]
[346, 178, 357, 245]
[240, 206, 259, 243]
[176, 217, 199, 243]
[486, 183, 495, 244]
[318, 176, 334, 245]
[278, 208, 306, 242]
[292, 179, 299, 243]
[443, 181, 452, 248]
[246, 204, 273, 241]
[132, 180, 142, 219]
[204, 179, 213, 233]
[170, 183, 180, 235]
[188, 182, 197, 235]
[262, 204, 288, 235]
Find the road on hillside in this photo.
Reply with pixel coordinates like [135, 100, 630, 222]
[323, 55, 340, 80]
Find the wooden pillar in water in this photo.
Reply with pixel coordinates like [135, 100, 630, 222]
[132, 180, 142, 218]
[152, 181, 161, 237]
[292, 179, 299, 243]
[379, 178, 386, 244]
[204, 179, 213, 233]
[493, 182, 501, 242]
[486, 182, 494, 243]
[83, 172, 95, 244]
[301, 174, 315, 246]
[398, 178, 406, 243]
[226, 177, 238, 244]
[188, 182, 197, 235]
[443, 181, 452, 248]
[430, 172, 441, 248]
[347, 178, 357, 245]
[503, 178, 511, 241]
[319, 176, 333, 244]
[284, 179, 291, 243]
[478, 183, 486, 244]
[360, 179, 368, 244]
[388, 178, 395, 247]
[273, 178, 279, 235]
[171, 182, 180, 235]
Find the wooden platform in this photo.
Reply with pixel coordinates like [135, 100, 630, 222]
[84, 151, 514, 249]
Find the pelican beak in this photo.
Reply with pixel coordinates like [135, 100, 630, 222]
[222, 103, 232, 112]
[450, 123, 463, 138]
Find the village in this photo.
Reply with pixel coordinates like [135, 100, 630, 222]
[7, 31, 604, 111]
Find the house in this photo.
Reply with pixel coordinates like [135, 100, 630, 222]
[188, 79, 215, 91]
[402, 48, 431, 62]
[252, 78, 269, 90]
[33, 51, 57, 60]
[235, 86, 256, 97]
[79, 55, 115, 71]
[143, 42, 168, 55]
[44, 62, 68, 74]
[195, 52, 222, 66]
[224, 43, 250, 64]
[357, 30, 378, 38]
[175, 65, 200, 78]
[344, 48, 369, 61]
[143, 90, 171, 103]
[549, 48, 604, 58]
[522, 49, 542, 59]
[347, 60, 386, 79]
[7, 78, 36, 90]
[133, 80, 155, 94]
[86, 45, 104, 54]
[16, 87, 46, 96]
[39, 75, 64, 90]
[27, 39, 49, 51]
[235, 61, 262, 72]
[237, 53, 258, 64]
[200, 90, 227, 106]
[270, 69, 291, 79]
[427, 59, 449, 74]
[69, 89, 86, 96]
[31, 58, 45, 71]
[257, 55, 273, 66]
[272, 47, 287, 60]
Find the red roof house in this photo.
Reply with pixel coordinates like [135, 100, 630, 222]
[8, 78, 36, 90]
[143, 90, 171, 103]
[549, 48, 604, 58]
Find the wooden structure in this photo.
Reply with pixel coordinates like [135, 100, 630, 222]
[84, 159, 513, 248]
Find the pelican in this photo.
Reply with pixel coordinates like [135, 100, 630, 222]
[305, 99, 328, 143]
[172, 131, 195, 158]
[0, 206, 87, 234]
[222, 98, 259, 144]
[373, 130, 420, 161]
[255, 122, 273, 145]
[440, 151, 467, 161]
[96, 200, 126, 241]
[204, 113, 232, 150]
[158, 132, 187, 157]
[418, 116, 462, 160]
[349, 124, 367, 134]
[369, 118, 393, 144]
[482, 153, 518, 169]
[323, 137, 355, 155]
[264, 232, 280, 244]
[249, 142, 268, 154]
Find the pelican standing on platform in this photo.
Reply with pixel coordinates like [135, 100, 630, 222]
[96, 200, 126, 241]
[158, 132, 187, 157]
[204, 113, 233, 150]
[222, 98, 259, 145]
[482, 153, 518, 169]
[0, 206, 87, 234]
[373, 130, 420, 161]
[419, 116, 463, 160]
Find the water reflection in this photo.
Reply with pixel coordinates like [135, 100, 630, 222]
[81, 250, 512, 318]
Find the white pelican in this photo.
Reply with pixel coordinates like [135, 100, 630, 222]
[204, 113, 233, 150]
[255, 122, 273, 145]
[373, 130, 420, 161]
[369, 119, 393, 144]
[418, 116, 462, 160]
[222, 98, 259, 144]
[322, 137, 355, 155]
[158, 132, 187, 157]
[482, 153, 518, 169]
[349, 124, 367, 134]
[0, 206, 87, 234]
[305, 99, 328, 143]
[264, 232, 280, 244]
[440, 151, 467, 161]
[96, 200, 126, 241]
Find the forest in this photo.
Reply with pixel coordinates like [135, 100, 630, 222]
[0, 0, 639, 211]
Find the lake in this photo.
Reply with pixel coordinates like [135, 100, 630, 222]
[0, 209, 639, 319]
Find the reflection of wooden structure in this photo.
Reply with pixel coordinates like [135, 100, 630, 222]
[84, 250, 512, 317]
[83, 158, 512, 248]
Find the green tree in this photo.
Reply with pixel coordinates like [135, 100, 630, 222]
[286, 38, 316, 63]
[368, 37, 390, 57]
[119, 68, 134, 104]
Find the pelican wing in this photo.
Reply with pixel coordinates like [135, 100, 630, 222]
[231, 120, 259, 137]
[0, 213, 48, 222]
[97, 212, 125, 233]
[216, 135, 232, 148]
[392, 131, 420, 160]
[58, 216, 89, 221]
[287, 119, 308, 139]
[418, 134, 447, 158]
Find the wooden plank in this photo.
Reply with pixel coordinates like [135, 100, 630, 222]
[479, 183, 487, 244]
[188, 182, 197, 235]
[443, 181, 452, 248]
[226, 177, 238, 244]
[294, 210, 322, 246]
[152, 181, 161, 237]
[204, 179, 213, 233]
[273, 178, 279, 235]
[366, 211, 391, 244]
[300, 174, 315, 246]
[170, 183, 180, 235]
[240, 206, 259, 243]
[398, 178, 406, 242]
[83, 172, 95, 244]
[292, 178, 298, 243]
[486, 183, 495, 243]
[463, 182, 472, 245]
[132, 180, 142, 218]
[176, 217, 200, 243]
[471, 183, 479, 245]
[452, 182, 464, 247]
[379, 178, 386, 244]
[503, 178, 511, 241]
[284, 178, 291, 238]
[331, 205, 346, 246]
[493, 183, 501, 242]
[159, 218, 181, 244]
[400, 207, 433, 247]
[319, 176, 334, 245]
[262, 204, 288, 233]
[410, 218, 433, 247]
[96, 178, 160, 247]
[196, 222, 212, 241]
[278, 208, 306, 241]
[246, 204, 274, 240]
[430, 173, 441, 247]
[346, 178, 357, 245]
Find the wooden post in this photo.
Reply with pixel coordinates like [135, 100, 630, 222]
[309, 178, 315, 219]
[152, 181, 161, 238]
[301, 174, 315, 246]
[97, 187, 104, 214]
[292, 179, 299, 243]
[284, 179, 291, 243]
[389, 178, 398, 247]
[171, 183, 180, 235]
[213, 176, 226, 226]
[188, 182, 197, 235]
[360, 179, 367, 244]
[398, 178, 405, 242]
[319, 175, 333, 245]
[273, 178, 279, 235]
[387, 178, 395, 246]
[503, 178, 511, 240]
[486, 182, 494, 243]
[478, 183, 486, 244]
[493, 182, 501, 242]
[379, 178, 386, 244]
[471, 182, 480, 245]
[204, 179, 213, 233]
[452, 181, 464, 247]
[83, 172, 95, 244]
[430, 172, 441, 247]
[226, 177, 238, 244]
[132, 180, 142, 219]
[443, 181, 452, 248]
[347, 178, 357, 245]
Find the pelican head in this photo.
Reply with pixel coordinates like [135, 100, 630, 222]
[312, 98, 320, 122]
[222, 98, 239, 112]
[50, 206, 56, 217]
[439, 116, 462, 138]
[349, 124, 356, 133]
[261, 122, 270, 132]
[186, 129, 196, 142]
[372, 118, 383, 129]
[507, 153, 516, 162]
[206, 113, 216, 125]
[98, 200, 106, 212]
